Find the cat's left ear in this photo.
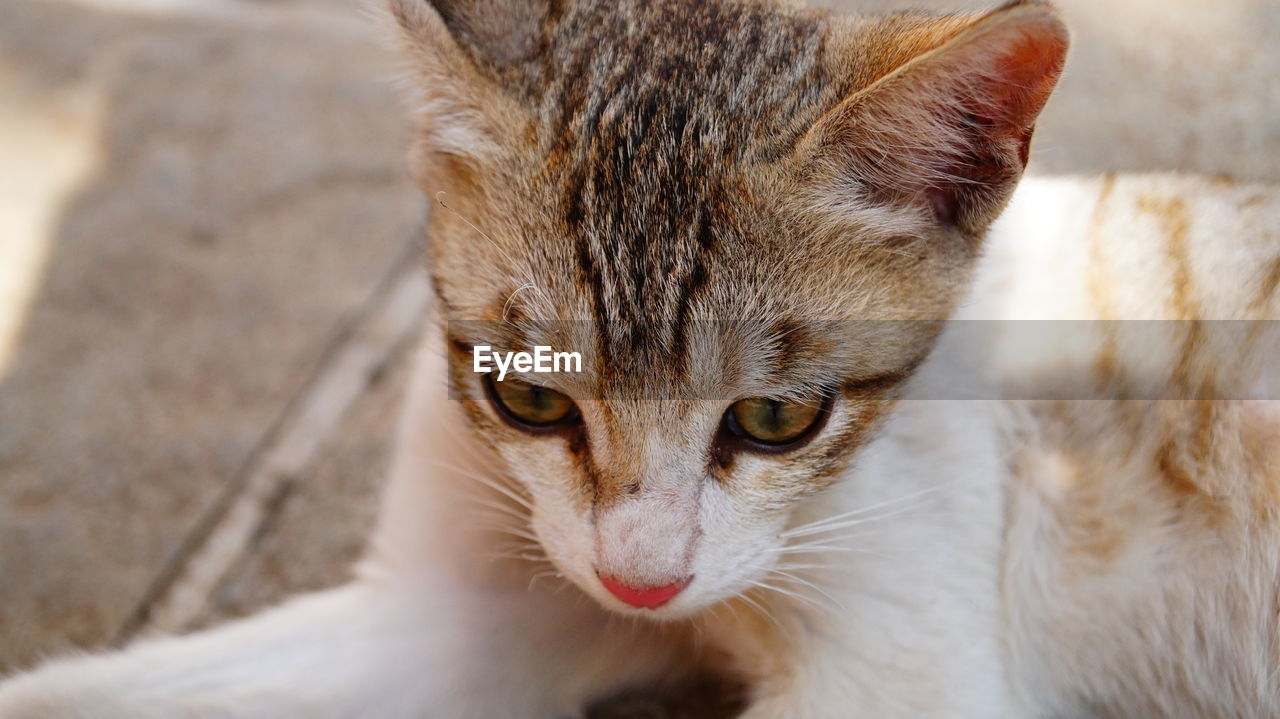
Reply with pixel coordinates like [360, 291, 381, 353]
[801, 1, 1068, 235]
[388, 0, 551, 160]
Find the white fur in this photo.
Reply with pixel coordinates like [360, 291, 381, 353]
[1, 175, 1276, 717]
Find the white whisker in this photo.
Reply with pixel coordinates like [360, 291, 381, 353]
[527, 569, 563, 592]
[737, 591, 786, 638]
[467, 496, 531, 522]
[766, 569, 846, 612]
[767, 540, 873, 554]
[434, 192, 553, 314]
[752, 579, 835, 616]
[421, 458, 534, 511]
[781, 481, 960, 539]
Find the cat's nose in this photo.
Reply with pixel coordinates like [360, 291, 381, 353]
[596, 572, 692, 609]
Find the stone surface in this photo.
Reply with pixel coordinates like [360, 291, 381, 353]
[0, 0, 421, 671]
[192, 323, 417, 629]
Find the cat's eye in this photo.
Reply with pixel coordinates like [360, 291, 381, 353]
[725, 396, 825, 448]
[485, 374, 578, 429]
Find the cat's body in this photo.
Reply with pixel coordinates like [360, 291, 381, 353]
[1, 0, 1278, 717]
[985, 175, 1280, 719]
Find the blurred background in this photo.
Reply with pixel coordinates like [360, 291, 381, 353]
[0, 0, 1277, 675]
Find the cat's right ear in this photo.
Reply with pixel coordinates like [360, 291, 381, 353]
[388, 0, 549, 160]
[797, 1, 1068, 237]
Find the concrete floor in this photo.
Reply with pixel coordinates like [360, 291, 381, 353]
[1, 0, 1277, 677]
[0, 0, 427, 671]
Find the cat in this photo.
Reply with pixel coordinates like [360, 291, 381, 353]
[2, 0, 1278, 717]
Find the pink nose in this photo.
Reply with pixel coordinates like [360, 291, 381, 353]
[597, 574, 692, 609]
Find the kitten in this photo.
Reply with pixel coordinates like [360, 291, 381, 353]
[3, 0, 1278, 717]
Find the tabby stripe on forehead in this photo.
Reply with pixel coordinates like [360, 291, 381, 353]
[575, 235, 613, 371]
[670, 261, 709, 372]
[670, 212, 717, 369]
[528, 1, 838, 381]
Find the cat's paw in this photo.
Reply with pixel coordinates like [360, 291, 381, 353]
[0, 656, 194, 719]
[0, 671, 111, 719]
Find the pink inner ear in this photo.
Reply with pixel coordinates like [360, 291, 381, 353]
[986, 28, 1069, 132]
[804, 8, 1068, 230]
[920, 21, 1068, 223]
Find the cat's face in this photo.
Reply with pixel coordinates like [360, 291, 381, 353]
[431, 151, 960, 616]
[393, 0, 1066, 615]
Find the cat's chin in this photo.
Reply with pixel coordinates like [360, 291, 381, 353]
[596, 598, 705, 621]
[583, 581, 734, 622]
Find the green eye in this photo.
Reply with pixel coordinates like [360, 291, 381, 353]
[486, 374, 577, 428]
[727, 397, 823, 446]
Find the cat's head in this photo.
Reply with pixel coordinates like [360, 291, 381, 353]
[391, 0, 1066, 616]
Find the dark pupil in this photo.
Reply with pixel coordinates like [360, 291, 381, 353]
[758, 400, 786, 431]
[508, 382, 562, 420]
[525, 385, 552, 413]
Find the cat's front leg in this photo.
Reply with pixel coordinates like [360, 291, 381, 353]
[0, 584, 422, 719]
[0, 578, 682, 719]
